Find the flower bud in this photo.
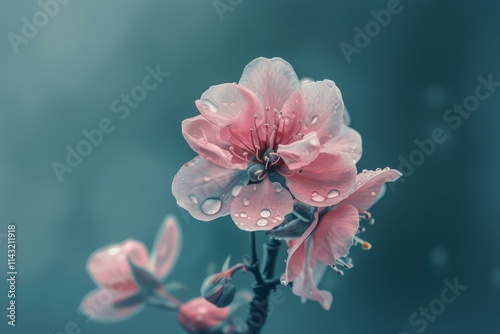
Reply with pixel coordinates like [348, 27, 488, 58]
[178, 297, 231, 334]
[200, 272, 236, 308]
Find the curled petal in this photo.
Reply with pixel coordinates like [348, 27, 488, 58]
[292, 242, 333, 310]
[277, 132, 320, 170]
[341, 168, 402, 211]
[283, 80, 344, 144]
[239, 57, 300, 113]
[321, 125, 362, 163]
[149, 215, 182, 281]
[172, 156, 249, 222]
[182, 116, 246, 169]
[87, 240, 148, 293]
[312, 205, 359, 265]
[230, 178, 293, 231]
[281, 152, 357, 207]
[80, 289, 144, 323]
[284, 212, 318, 283]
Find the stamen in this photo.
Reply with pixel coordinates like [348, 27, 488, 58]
[254, 145, 262, 162]
[253, 115, 263, 147]
[330, 265, 344, 276]
[359, 211, 372, 220]
[336, 258, 353, 269]
[226, 124, 254, 152]
[354, 236, 372, 250]
[229, 147, 249, 162]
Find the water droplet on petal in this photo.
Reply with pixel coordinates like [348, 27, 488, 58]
[274, 183, 284, 193]
[231, 185, 243, 196]
[281, 278, 288, 286]
[327, 189, 340, 198]
[203, 176, 211, 182]
[201, 198, 222, 216]
[242, 197, 249, 206]
[260, 209, 271, 218]
[311, 115, 318, 124]
[240, 212, 248, 218]
[256, 218, 269, 227]
[189, 195, 198, 204]
[371, 191, 377, 197]
[311, 194, 325, 203]
[384, 167, 390, 171]
[203, 101, 218, 113]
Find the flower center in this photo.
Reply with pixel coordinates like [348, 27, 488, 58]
[227, 107, 304, 180]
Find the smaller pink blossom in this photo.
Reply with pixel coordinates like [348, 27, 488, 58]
[282, 168, 401, 310]
[80, 215, 182, 322]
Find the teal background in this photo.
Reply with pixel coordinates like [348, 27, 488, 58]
[1, 0, 500, 333]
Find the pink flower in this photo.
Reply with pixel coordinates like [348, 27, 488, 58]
[173, 57, 361, 231]
[282, 168, 401, 310]
[80, 216, 182, 322]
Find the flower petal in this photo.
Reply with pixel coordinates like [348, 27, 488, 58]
[321, 125, 362, 163]
[80, 289, 145, 323]
[281, 152, 357, 207]
[230, 178, 293, 231]
[284, 212, 318, 283]
[172, 156, 249, 221]
[195, 83, 264, 151]
[292, 241, 333, 310]
[312, 205, 359, 265]
[239, 57, 300, 113]
[182, 116, 246, 170]
[341, 168, 402, 211]
[149, 215, 182, 281]
[283, 80, 345, 144]
[87, 240, 149, 293]
[277, 132, 320, 170]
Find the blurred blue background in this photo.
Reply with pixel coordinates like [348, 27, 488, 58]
[1, 0, 499, 333]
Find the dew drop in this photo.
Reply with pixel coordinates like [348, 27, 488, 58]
[280, 278, 288, 286]
[200, 198, 222, 216]
[240, 212, 248, 218]
[260, 209, 271, 218]
[233, 213, 240, 217]
[327, 189, 340, 198]
[242, 197, 249, 206]
[189, 195, 198, 204]
[384, 167, 390, 171]
[371, 191, 377, 197]
[203, 101, 218, 113]
[203, 176, 211, 182]
[375, 168, 381, 172]
[311, 194, 325, 203]
[231, 184, 243, 196]
[256, 218, 269, 227]
[311, 115, 318, 124]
